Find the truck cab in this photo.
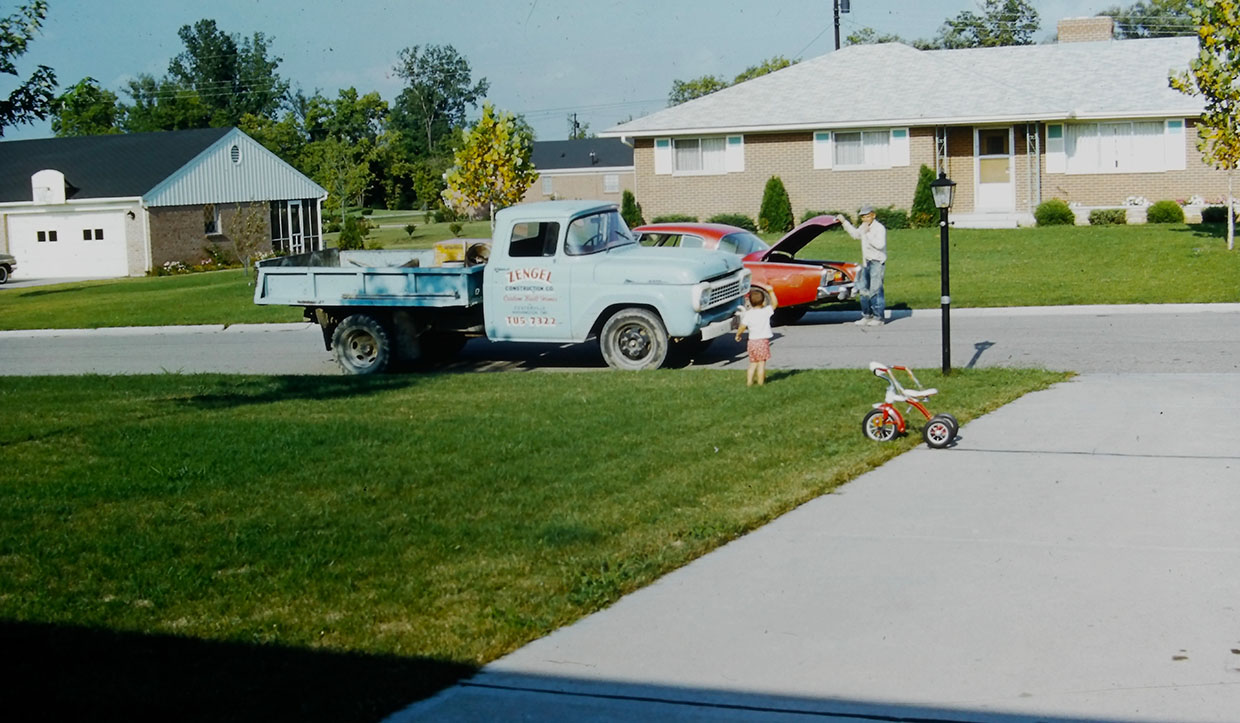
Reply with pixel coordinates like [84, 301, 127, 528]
[485, 201, 750, 369]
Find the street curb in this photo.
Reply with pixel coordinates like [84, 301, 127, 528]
[2, 304, 1238, 339]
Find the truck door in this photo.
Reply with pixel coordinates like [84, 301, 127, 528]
[484, 220, 575, 341]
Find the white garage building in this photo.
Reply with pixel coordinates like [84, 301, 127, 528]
[0, 127, 326, 280]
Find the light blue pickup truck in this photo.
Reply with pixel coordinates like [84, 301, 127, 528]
[255, 200, 751, 373]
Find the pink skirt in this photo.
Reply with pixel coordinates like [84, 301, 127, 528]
[747, 338, 771, 362]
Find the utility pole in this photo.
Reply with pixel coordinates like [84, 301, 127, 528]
[834, 0, 851, 50]
[568, 113, 580, 140]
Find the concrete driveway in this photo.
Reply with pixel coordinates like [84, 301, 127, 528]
[393, 372, 1240, 722]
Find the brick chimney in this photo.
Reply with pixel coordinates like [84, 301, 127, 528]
[1058, 16, 1114, 43]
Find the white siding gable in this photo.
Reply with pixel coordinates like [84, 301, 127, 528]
[145, 129, 325, 207]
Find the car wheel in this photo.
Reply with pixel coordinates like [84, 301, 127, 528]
[331, 314, 391, 374]
[862, 408, 899, 442]
[0, 265, 9, 284]
[600, 308, 669, 370]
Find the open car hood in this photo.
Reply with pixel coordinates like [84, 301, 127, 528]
[761, 215, 843, 258]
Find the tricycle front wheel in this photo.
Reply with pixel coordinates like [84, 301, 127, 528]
[862, 408, 899, 442]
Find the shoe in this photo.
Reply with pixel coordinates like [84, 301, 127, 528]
[853, 316, 870, 326]
[866, 316, 885, 326]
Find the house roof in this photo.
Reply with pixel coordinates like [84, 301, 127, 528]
[605, 36, 1204, 137]
[0, 127, 325, 205]
[532, 138, 633, 171]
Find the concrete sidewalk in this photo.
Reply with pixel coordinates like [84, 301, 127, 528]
[391, 373, 1240, 722]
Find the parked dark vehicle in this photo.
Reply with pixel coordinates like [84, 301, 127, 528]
[0, 252, 16, 284]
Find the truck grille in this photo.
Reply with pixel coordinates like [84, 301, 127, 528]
[704, 273, 747, 309]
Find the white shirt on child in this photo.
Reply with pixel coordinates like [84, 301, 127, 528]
[740, 306, 775, 340]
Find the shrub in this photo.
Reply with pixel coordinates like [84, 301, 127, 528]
[1035, 199, 1076, 226]
[873, 206, 909, 230]
[1088, 208, 1127, 226]
[801, 209, 829, 223]
[337, 215, 369, 250]
[404, 223, 417, 239]
[432, 206, 459, 223]
[1146, 200, 1185, 224]
[910, 164, 938, 228]
[758, 176, 794, 233]
[361, 208, 374, 216]
[621, 190, 646, 228]
[651, 214, 697, 223]
[449, 222, 464, 237]
[1200, 205, 1236, 224]
[707, 213, 758, 232]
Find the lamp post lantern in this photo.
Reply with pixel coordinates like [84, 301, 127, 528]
[930, 171, 957, 375]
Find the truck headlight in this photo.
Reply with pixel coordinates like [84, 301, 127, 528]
[693, 281, 711, 312]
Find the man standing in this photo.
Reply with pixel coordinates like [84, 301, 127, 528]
[839, 205, 887, 326]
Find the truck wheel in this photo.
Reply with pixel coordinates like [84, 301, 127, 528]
[600, 309, 669, 371]
[331, 314, 391, 374]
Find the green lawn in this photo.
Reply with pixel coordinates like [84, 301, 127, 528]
[2, 222, 1236, 331]
[781, 222, 1240, 308]
[0, 368, 1067, 721]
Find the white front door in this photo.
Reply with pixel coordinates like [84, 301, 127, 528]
[974, 127, 1015, 212]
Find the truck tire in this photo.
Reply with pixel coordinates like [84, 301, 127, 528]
[331, 314, 392, 374]
[599, 309, 669, 371]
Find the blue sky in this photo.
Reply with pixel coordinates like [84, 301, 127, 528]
[5, 0, 1124, 142]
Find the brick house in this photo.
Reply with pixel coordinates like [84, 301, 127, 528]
[603, 17, 1225, 227]
[521, 138, 635, 205]
[0, 127, 326, 279]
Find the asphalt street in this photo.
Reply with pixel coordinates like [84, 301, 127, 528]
[2, 304, 1239, 375]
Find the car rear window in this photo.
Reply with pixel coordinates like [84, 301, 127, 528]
[718, 232, 769, 255]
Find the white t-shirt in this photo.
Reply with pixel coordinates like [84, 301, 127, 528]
[740, 306, 775, 340]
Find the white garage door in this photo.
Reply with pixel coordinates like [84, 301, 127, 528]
[7, 212, 129, 278]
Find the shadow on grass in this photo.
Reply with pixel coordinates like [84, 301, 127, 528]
[182, 375, 422, 410]
[1177, 222, 1230, 240]
[0, 620, 475, 723]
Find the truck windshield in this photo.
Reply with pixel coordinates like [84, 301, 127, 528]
[565, 210, 636, 256]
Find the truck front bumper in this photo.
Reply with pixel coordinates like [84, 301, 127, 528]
[699, 315, 736, 341]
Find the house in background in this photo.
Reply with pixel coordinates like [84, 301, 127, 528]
[0, 127, 326, 280]
[604, 17, 1223, 227]
[522, 138, 634, 205]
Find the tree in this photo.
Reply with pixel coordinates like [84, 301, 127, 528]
[1, 0, 56, 136]
[931, 0, 1040, 48]
[846, 27, 912, 45]
[167, 19, 288, 126]
[758, 176, 794, 233]
[391, 44, 489, 158]
[229, 202, 270, 281]
[732, 55, 795, 83]
[668, 75, 728, 105]
[51, 77, 121, 136]
[910, 165, 939, 228]
[442, 103, 538, 225]
[1103, 0, 1196, 37]
[1171, 0, 1240, 250]
[121, 74, 211, 132]
[621, 190, 645, 228]
[668, 55, 798, 106]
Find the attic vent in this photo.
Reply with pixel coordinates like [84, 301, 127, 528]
[230, 145, 241, 164]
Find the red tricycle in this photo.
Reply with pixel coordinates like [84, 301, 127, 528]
[862, 362, 959, 449]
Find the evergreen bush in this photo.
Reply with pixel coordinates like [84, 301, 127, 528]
[874, 206, 910, 230]
[758, 176, 794, 233]
[1034, 199, 1076, 226]
[1088, 208, 1127, 226]
[1200, 205, 1235, 224]
[337, 216, 367, 250]
[620, 190, 646, 228]
[707, 213, 758, 231]
[910, 165, 937, 228]
[651, 214, 697, 223]
[1146, 200, 1185, 224]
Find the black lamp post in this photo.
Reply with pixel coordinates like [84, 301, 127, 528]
[930, 171, 957, 375]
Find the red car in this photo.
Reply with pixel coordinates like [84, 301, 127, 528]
[634, 216, 858, 324]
